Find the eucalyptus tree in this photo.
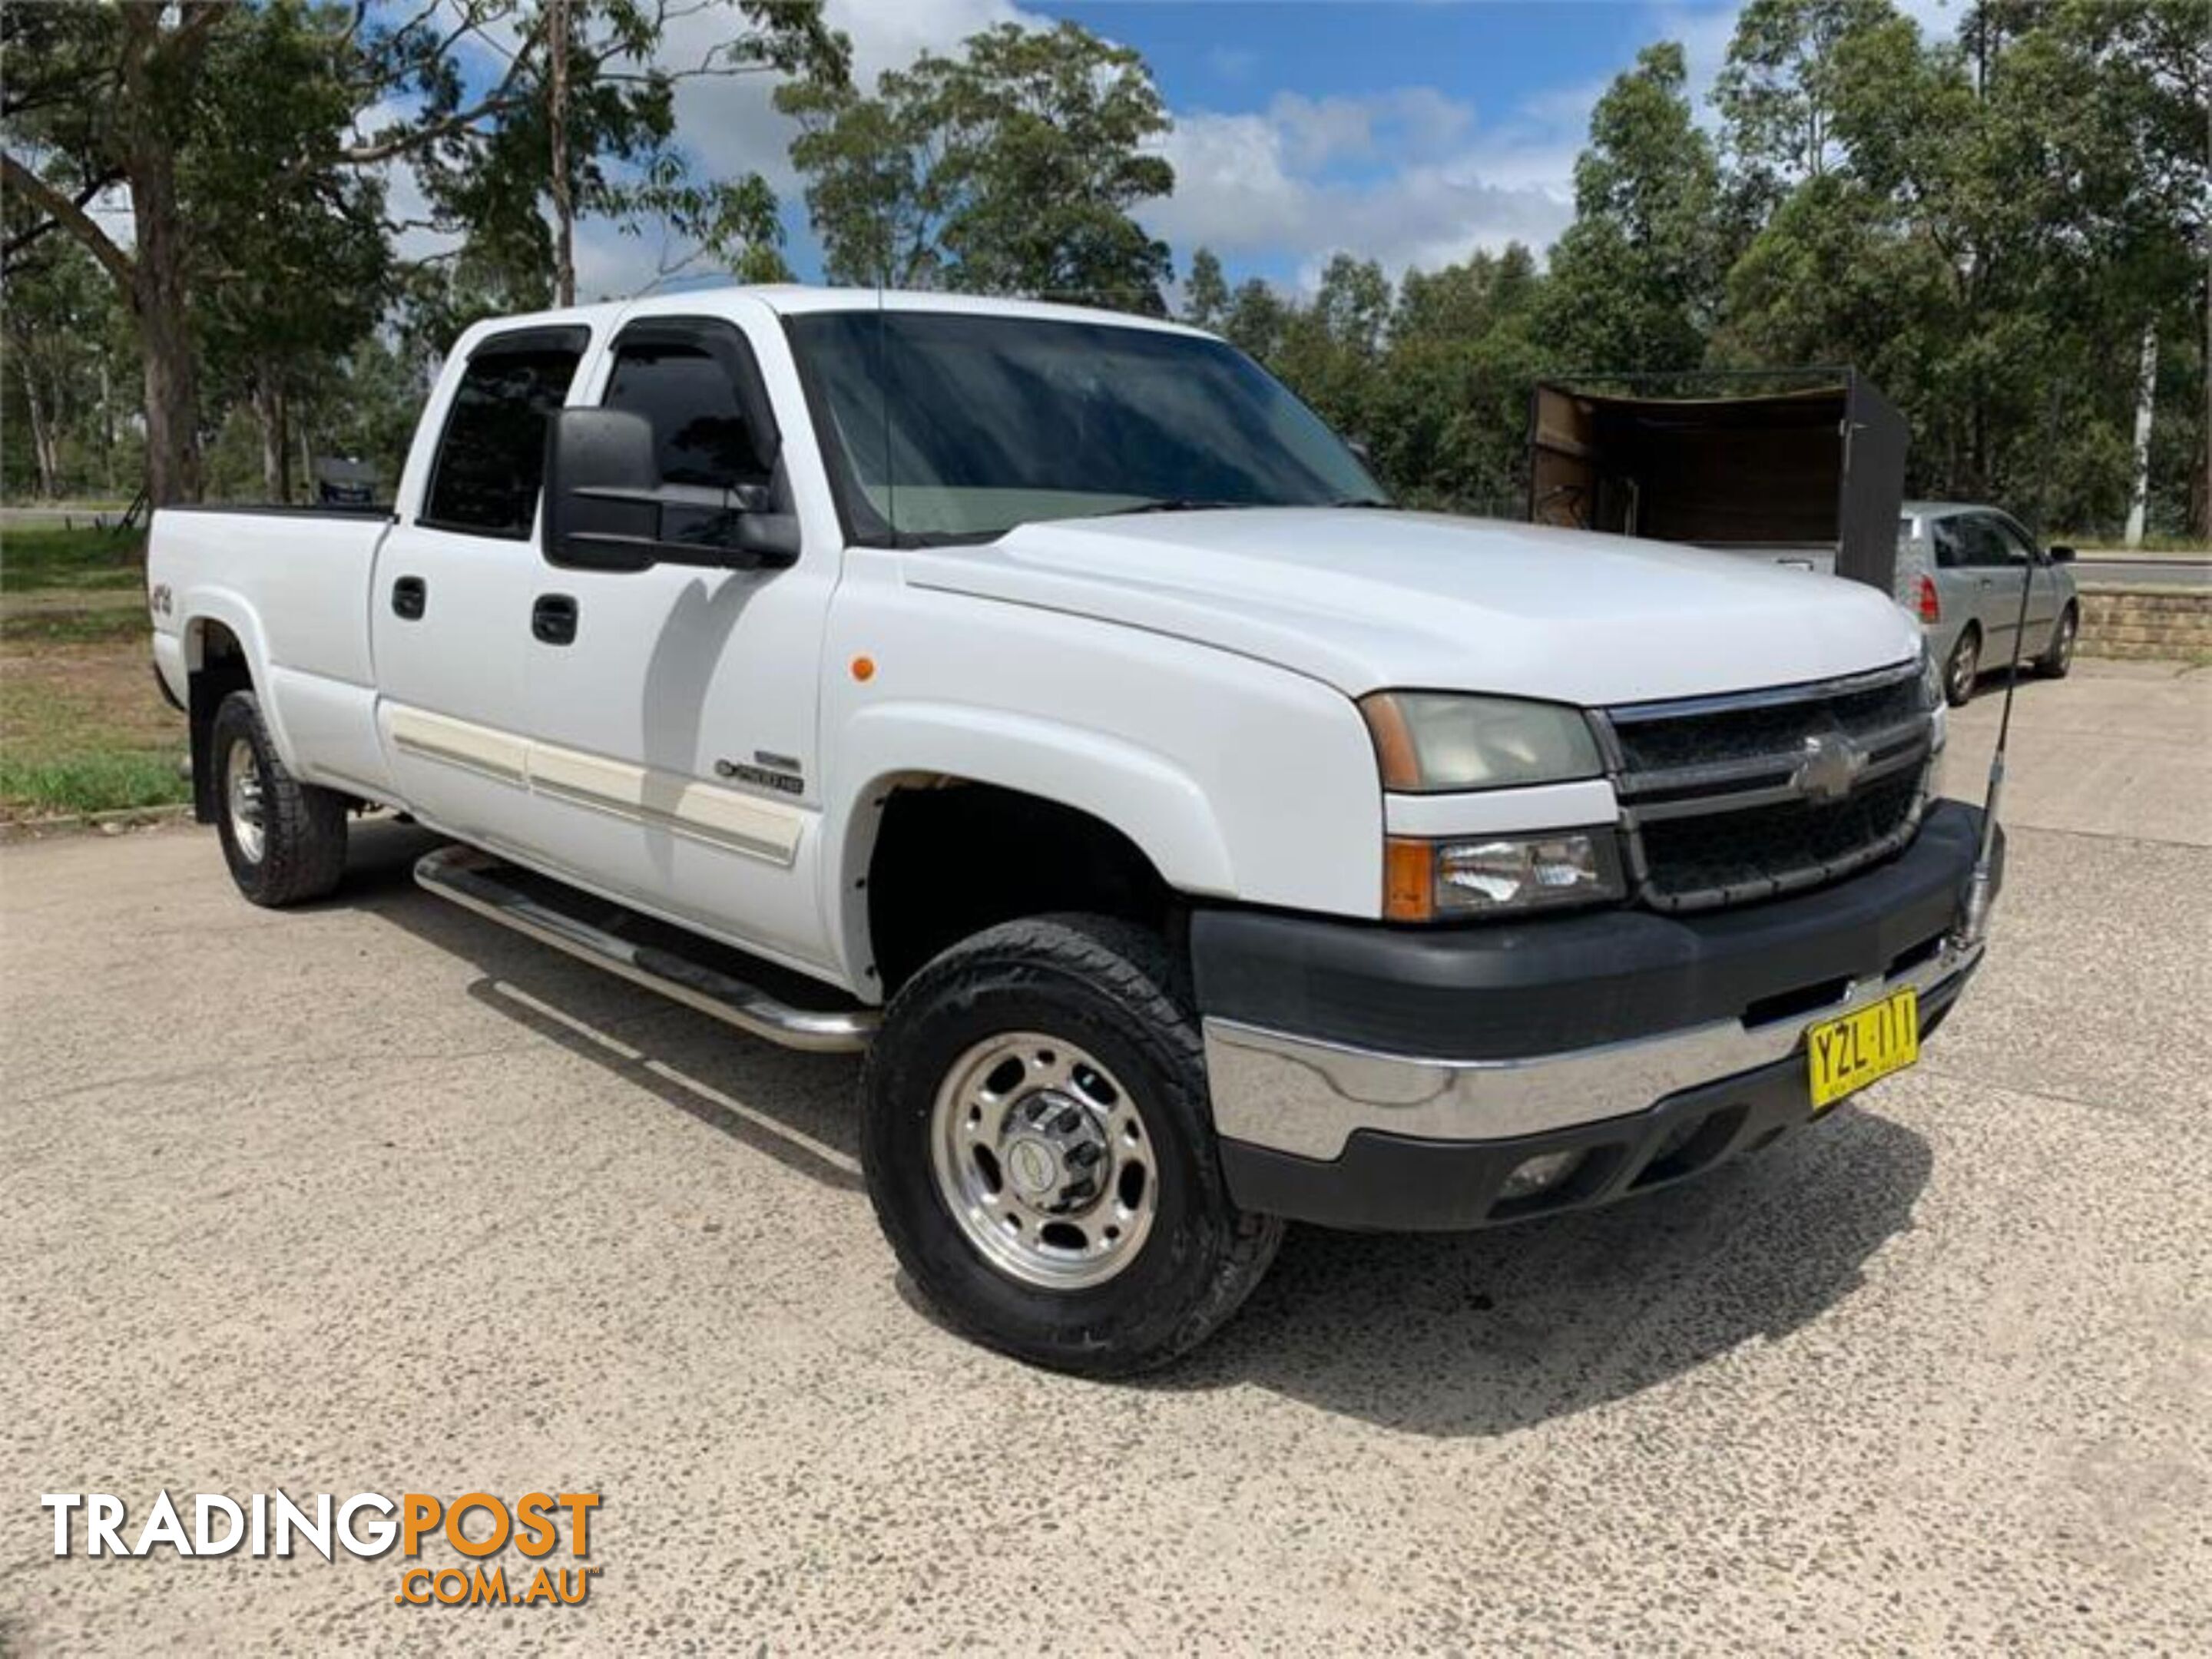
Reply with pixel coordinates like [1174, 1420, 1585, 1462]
[780, 20, 1175, 310]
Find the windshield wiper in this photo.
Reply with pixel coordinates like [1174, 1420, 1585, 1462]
[1091, 498, 1248, 518]
[1330, 495, 1398, 509]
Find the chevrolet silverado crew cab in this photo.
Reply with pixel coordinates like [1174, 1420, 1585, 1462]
[149, 287, 1998, 1376]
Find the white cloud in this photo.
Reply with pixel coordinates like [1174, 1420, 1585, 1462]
[1147, 90, 1576, 289]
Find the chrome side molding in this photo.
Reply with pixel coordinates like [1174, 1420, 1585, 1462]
[413, 844, 877, 1054]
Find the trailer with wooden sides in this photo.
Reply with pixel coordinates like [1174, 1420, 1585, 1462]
[1527, 370, 1909, 597]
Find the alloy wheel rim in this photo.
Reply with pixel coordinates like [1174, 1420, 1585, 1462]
[2057, 613, 2076, 669]
[225, 737, 267, 863]
[1949, 637, 1978, 701]
[928, 1030, 1157, 1290]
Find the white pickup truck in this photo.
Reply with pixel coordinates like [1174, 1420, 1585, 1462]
[149, 287, 1998, 1375]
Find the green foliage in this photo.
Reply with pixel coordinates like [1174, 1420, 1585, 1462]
[1538, 43, 1724, 373]
[0, 752, 188, 817]
[1183, 249, 1229, 329]
[780, 19, 1174, 309]
[0, 527, 144, 594]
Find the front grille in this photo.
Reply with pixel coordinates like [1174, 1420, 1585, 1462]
[1597, 664, 1934, 912]
[1635, 768, 1923, 906]
[1608, 673, 1921, 777]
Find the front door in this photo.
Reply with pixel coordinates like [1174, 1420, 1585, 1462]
[371, 326, 591, 852]
[1988, 511, 2061, 644]
[1951, 512, 2032, 659]
[517, 310, 839, 979]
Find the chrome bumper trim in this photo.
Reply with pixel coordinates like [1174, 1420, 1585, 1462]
[1203, 939, 1982, 1161]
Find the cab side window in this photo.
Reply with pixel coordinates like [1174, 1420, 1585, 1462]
[603, 343, 770, 495]
[422, 336, 586, 538]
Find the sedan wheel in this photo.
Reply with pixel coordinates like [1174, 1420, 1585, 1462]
[2038, 606, 2078, 679]
[1944, 630, 1981, 707]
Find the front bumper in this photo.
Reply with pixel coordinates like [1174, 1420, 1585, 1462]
[1196, 799, 1995, 1230]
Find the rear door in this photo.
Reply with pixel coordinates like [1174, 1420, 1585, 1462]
[516, 308, 839, 975]
[371, 325, 589, 849]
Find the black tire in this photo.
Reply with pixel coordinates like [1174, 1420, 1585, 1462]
[2037, 603, 2078, 678]
[1942, 625, 1982, 707]
[860, 913, 1283, 1377]
[210, 690, 349, 906]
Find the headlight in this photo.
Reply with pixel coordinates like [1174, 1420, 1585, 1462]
[1385, 830, 1625, 921]
[1359, 692, 1603, 793]
[1916, 642, 1942, 712]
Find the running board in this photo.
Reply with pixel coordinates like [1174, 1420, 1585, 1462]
[413, 845, 877, 1054]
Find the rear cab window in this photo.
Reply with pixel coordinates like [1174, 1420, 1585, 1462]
[419, 328, 589, 538]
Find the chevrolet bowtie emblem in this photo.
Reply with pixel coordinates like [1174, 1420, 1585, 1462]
[1791, 731, 1867, 803]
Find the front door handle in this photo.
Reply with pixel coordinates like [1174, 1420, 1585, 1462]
[532, 593, 578, 646]
[391, 575, 427, 620]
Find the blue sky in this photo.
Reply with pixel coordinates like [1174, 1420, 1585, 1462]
[517, 0, 1956, 300]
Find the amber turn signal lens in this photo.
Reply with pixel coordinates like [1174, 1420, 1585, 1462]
[1383, 837, 1435, 922]
[1360, 696, 1422, 791]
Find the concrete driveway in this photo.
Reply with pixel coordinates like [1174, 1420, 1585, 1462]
[3, 661, 2207, 1654]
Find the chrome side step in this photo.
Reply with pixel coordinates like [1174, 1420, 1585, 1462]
[413, 845, 877, 1054]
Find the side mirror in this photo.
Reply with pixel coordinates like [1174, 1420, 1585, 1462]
[2046, 544, 2076, 563]
[544, 407, 798, 573]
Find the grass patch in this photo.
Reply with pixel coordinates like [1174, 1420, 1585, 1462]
[0, 751, 185, 815]
[1, 618, 186, 818]
[0, 524, 146, 593]
[2061, 533, 2211, 558]
[1, 591, 150, 645]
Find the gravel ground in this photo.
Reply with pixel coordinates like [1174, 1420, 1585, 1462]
[2, 660, 2207, 1655]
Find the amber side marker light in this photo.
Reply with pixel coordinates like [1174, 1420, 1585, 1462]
[1383, 836, 1435, 922]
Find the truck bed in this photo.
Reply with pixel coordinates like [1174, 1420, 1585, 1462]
[148, 503, 396, 798]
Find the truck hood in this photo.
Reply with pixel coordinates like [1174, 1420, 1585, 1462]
[902, 508, 1922, 705]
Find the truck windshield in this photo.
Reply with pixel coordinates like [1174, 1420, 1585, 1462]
[786, 309, 1382, 544]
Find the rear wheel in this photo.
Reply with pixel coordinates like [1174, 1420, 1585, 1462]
[2037, 604, 2078, 678]
[1943, 625, 1982, 707]
[860, 913, 1282, 1376]
[210, 690, 349, 906]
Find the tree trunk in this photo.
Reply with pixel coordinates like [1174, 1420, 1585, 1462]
[21, 359, 59, 498]
[548, 0, 575, 308]
[252, 370, 293, 502]
[2124, 322, 2157, 549]
[128, 140, 201, 504]
[98, 358, 116, 497]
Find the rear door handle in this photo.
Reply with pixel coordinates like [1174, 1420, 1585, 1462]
[532, 593, 578, 646]
[391, 576, 427, 620]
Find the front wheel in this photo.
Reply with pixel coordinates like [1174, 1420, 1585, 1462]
[860, 914, 1283, 1376]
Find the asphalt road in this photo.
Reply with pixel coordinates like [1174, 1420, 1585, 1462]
[3, 660, 2208, 1654]
[2073, 556, 2210, 589]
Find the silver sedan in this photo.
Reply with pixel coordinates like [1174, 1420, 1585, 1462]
[1896, 501, 2080, 707]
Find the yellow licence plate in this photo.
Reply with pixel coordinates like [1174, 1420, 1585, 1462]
[1807, 987, 1919, 1111]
